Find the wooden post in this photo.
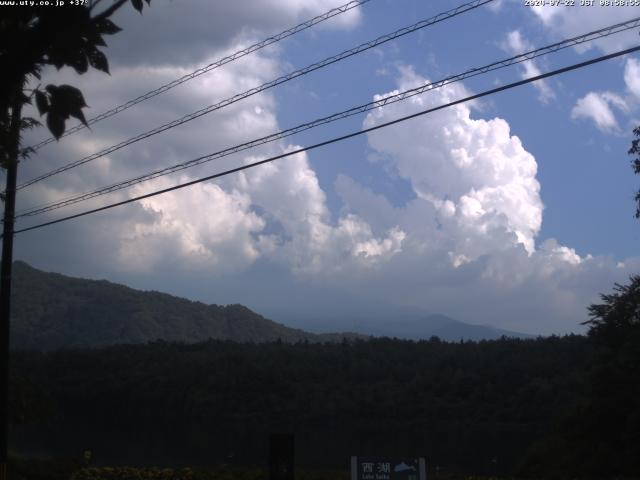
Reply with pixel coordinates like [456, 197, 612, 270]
[269, 433, 294, 480]
[0, 101, 22, 480]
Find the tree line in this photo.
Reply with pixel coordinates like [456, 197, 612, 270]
[9, 335, 592, 476]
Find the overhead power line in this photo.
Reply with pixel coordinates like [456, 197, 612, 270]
[14, 16, 640, 219]
[26, 0, 372, 152]
[11, 44, 640, 236]
[16, 0, 494, 191]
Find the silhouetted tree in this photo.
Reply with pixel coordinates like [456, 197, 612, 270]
[629, 126, 640, 218]
[574, 276, 640, 477]
[584, 275, 640, 343]
[0, 0, 151, 474]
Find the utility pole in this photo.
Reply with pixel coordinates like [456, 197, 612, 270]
[0, 100, 22, 480]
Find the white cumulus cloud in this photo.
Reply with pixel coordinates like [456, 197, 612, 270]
[321, 67, 640, 334]
[363, 66, 542, 255]
[624, 57, 640, 99]
[502, 30, 555, 103]
[115, 146, 406, 276]
[529, 5, 639, 54]
[117, 177, 265, 273]
[108, 0, 364, 66]
[571, 91, 628, 132]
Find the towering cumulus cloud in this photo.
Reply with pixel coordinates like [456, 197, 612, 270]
[363, 67, 542, 257]
[329, 67, 639, 333]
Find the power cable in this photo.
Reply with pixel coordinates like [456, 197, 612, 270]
[26, 0, 372, 152]
[14, 17, 640, 219]
[15, 0, 494, 191]
[11, 44, 640, 236]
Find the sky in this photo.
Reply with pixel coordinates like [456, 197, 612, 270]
[10, 0, 640, 335]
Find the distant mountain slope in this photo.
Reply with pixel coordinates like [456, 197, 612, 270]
[10, 262, 363, 350]
[292, 313, 533, 342]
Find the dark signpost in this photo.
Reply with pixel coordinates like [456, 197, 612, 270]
[351, 457, 426, 480]
[269, 433, 294, 480]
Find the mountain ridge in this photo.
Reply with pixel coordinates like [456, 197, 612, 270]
[288, 312, 533, 342]
[10, 261, 365, 350]
[9, 261, 532, 350]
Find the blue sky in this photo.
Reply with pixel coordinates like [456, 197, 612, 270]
[12, 0, 640, 335]
[277, 0, 640, 258]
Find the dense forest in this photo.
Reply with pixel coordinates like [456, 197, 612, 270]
[6, 336, 595, 476]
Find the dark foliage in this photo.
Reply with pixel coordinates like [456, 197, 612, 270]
[523, 276, 640, 478]
[584, 275, 640, 342]
[8, 456, 82, 480]
[581, 276, 640, 477]
[0, 0, 151, 168]
[9, 336, 591, 476]
[628, 126, 640, 218]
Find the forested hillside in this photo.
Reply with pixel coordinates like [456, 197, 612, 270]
[10, 261, 528, 348]
[10, 261, 362, 349]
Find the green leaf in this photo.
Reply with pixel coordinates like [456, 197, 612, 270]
[46, 52, 66, 70]
[46, 112, 65, 140]
[58, 85, 88, 126]
[34, 90, 49, 115]
[69, 107, 88, 128]
[48, 84, 88, 109]
[45, 84, 89, 128]
[92, 33, 107, 47]
[44, 84, 59, 96]
[69, 51, 89, 74]
[85, 23, 108, 47]
[131, 0, 143, 12]
[94, 18, 122, 35]
[88, 48, 109, 74]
